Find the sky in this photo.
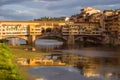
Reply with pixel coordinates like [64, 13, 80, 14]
[0, 0, 120, 20]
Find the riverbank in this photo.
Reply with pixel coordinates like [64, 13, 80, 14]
[8, 44, 120, 80]
[0, 44, 24, 80]
[9, 45, 50, 80]
[9, 45, 49, 59]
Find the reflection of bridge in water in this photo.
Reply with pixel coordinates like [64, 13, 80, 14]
[17, 57, 66, 66]
[17, 52, 120, 78]
[50, 52, 120, 78]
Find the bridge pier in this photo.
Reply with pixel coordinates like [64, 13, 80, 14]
[67, 35, 75, 46]
[83, 37, 87, 47]
[31, 35, 36, 51]
[27, 35, 36, 51]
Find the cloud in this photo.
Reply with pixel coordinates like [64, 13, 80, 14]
[0, 0, 61, 6]
[0, 8, 36, 20]
[0, 0, 30, 6]
[46, 0, 120, 10]
[0, 0, 119, 20]
[93, 4, 120, 11]
[39, 0, 62, 1]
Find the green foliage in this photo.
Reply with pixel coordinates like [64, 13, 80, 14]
[0, 39, 9, 43]
[34, 16, 66, 21]
[0, 44, 24, 80]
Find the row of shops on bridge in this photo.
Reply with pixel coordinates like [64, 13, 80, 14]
[0, 19, 120, 45]
[0, 21, 102, 37]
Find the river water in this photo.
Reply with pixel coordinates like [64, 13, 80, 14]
[27, 39, 120, 80]
[8, 38, 120, 80]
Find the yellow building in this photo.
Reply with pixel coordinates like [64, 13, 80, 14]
[104, 9, 120, 45]
[62, 22, 102, 36]
[0, 20, 66, 38]
[29, 24, 42, 35]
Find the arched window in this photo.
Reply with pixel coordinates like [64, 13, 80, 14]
[46, 28, 52, 32]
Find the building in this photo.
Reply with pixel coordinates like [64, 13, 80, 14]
[103, 9, 120, 45]
[70, 7, 120, 45]
[70, 7, 102, 22]
[68, 7, 103, 43]
[62, 22, 102, 36]
[0, 20, 66, 39]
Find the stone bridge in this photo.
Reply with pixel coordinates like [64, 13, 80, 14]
[0, 20, 104, 46]
[2, 24, 103, 46]
[36, 33, 68, 41]
[3, 33, 103, 46]
[74, 35, 103, 43]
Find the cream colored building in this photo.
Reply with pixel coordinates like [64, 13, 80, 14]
[103, 9, 120, 45]
[62, 22, 102, 36]
[0, 20, 66, 39]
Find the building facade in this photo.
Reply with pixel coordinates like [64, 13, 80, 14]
[70, 7, 120, 45]
[0, 21, 66, 38]
[62, 22, 102, 36]
[103, 9, 120, 45]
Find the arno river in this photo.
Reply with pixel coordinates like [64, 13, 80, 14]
[9, 39, 120, 80]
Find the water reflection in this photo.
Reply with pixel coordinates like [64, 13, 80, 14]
[28, 66, 87, 80]
[35, 39, 63, 52]
[9, 39, 120, 80]
[59, 50, 120, 79]
[82, 67, 120, 79]
[7, 38, 26, 45]
[29, 39, 120, 80]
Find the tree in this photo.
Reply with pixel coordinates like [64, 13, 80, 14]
[0, 39, 9, 44]
[0, 44, 23, 80]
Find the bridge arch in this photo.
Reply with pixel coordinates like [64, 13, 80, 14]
[75, 36, 102, 43]
[35, 35, 67, 42]
[46, 28, 52, 32]
[75, 36, 84, 41]
[3, 36, 28, 41]
[3, 36, 28, 45]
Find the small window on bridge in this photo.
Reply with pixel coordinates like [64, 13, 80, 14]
[46, 24, 52, 26]
[46, 28, 52, 32]
[53, 24, 59, 26]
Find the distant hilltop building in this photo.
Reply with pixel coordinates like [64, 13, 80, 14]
[81, 7, 101, 15]
[65, 17, 70, 22]
[70, 7, 102, 22]
[103, 10, 113, 16]
[70, 7, 120, 45]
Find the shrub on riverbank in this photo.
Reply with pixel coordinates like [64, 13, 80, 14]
[0, 44, 24, 80]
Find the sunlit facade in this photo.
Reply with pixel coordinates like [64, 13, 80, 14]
[103, 9, 120, 45]
[62, 22, 102, 36]
[0, 21, 66, 39]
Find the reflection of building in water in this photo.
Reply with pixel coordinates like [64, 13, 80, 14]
[61, 53, 120, 66]
[82, 68, 100, 78]
[82, 67, 120, 79]
[61, 54, 89, 65]
[35, 39, 63, 52]
[59, 53, 120, 78]
[17, 57, 66, 66]
[36, 45, 63, 52]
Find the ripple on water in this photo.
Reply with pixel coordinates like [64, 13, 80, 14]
[36, 78, 47, 80]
